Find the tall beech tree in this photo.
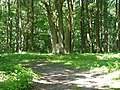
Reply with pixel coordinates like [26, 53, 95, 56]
[44, 0, 58, 54]
[54, 0, 65, 54]
[7, 0, 12, 51]
[0, 0, 2, 51]
[15, 0, 20, 52]
[19, 0, 23, 52]
[80, 0, 86, 53]
[30, 0, 34, 51]
[65, 0, 74, 53]
[103, 0, 108, 52]
[95, 0, 100, 52]
[118, 0, 120, 51]
[116, 0, 120, 51]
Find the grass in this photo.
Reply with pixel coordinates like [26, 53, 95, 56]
[0, 53, 37, 90]
[0, 52, 120, 90]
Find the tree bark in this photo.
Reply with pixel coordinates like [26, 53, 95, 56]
[100, 0, 103, 52]
[65, 0, 74, 53]
[30, 0, 34, 52]
[7, 0, 12, 51]
[55, 0, 65, 54]
[26, 11, 29, 51]
[103, 0, 108, 52]
[80, 0, 85, 53]
[0, 0, 2, 51]
[95, 0, 100, 52]
[89, 3, 94, 53]
[15, 0, 20, 52]
[19, 0, 23, 52]
[44, 1, 58, 54]
[116, 0, 120, 51]
[86, 0, 92, 53]
[117, 0, 120, 51]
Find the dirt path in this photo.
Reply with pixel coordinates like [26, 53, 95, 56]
[22, 62, 120, 90]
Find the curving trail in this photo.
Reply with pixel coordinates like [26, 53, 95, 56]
[22, 62, 120, 90]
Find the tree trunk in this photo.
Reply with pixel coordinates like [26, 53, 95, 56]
[116, 0, 120, 51]
[55, 0, 65, 54]
[7, 0, 12, 51]
[44, 1, 58, 54]
[100, 0, 103, 52]
[30, 0, 34, 52]
[71, 1, 75, 53]
[86, 0, 92, 53]
[117, 0, 120, 51]
[65, 0, 74, 53]
[0, 0, 2, 51]
[80, 0, 85, 53]
[89, 4, 94, 53]
[103, 0, 108, 52]
[19, 0, 23, 52]
[26, 11, 29, 51]
[15, 0, 19, 52]
[95, 0, 100, 52]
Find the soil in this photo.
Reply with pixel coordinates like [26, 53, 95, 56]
[21, 62, 120, 90]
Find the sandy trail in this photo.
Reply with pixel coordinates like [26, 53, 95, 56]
[22, 62, 120, 90]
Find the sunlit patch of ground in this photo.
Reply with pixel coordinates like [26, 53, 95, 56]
[97, 53, 120, 60]
[23, 61, 120, 90]
[69, 69, 120, 89]
[2, 53, 119, 90]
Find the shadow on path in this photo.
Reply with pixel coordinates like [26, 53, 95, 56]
[21, 62, 120, 90]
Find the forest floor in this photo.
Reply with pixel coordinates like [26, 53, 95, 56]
[22, 61, 120, 90]
[1, 53, 120, 90]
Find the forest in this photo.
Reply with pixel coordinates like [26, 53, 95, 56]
[0, 0, 120, 90]
[0, 0, 119, 54]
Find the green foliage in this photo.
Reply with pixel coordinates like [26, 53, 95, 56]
[88, 2, 96, 11]
[0, 54, 37, 90]
[0, 72, 33, 90]
[0, 0, 119, 53]
[3, 53, 119, 72]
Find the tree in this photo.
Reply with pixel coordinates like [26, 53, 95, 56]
[103, 0, 108, 52]
[100, 0, 103, 52]
[30, 0, 34, 51]
[95, 0, 100, 52]
[19, 0, 23, 52]
[7, 0, 12, 51]
[80, 0, 86, 53]
[0, 0, 2, 52]
[65, 0, 74, 53]
[86, 0, 93, 53]
[54, 0, 65, 54]
[116, 0, 120, 51]
[44, 0, 58, 54]
[15, 0, 20, 52]
[0, 0, 119, 53]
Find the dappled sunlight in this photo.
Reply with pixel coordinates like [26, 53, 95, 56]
[36, 64, 46, 67]
[64, 61, 73, 65]
[1, 53, 120, 89]
[24, 60, 120, 90]
[50, 60, 64, 63]
[31, 63, 120, 90]
[0, 71, 8, 82]
[20, 59, 36, 62]
[97, 53, 120, 60]
[69, 70, 120, 89]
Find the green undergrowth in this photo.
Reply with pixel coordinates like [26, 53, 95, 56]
[0, 52, 120, 90]
[0, 54, 37, 90]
